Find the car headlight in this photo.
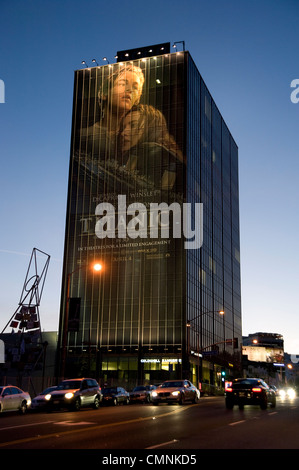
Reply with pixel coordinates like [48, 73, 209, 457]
[171, 391, 180, 396]
[65, 392, 74, 400]
[45, 394, 52, 401]
[287, 388, 296, 399]
[152, 391, 158, 397]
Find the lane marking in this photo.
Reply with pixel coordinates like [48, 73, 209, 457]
[0, 404, 193, 448]
[229, 420, 246, 426]
[56, 420, 95, 426]
[0, 421, 54, 432]
[147, 439, 179, 449]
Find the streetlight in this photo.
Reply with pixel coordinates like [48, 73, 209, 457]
[186, 309, 225, 354]
[93, 262, 103, 272]
[60, 261, 104, 378]
[186, 309, 225, 387]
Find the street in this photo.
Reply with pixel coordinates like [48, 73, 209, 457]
[0, 395, 298, 451]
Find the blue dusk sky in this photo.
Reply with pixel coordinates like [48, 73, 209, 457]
[0, 0, 298, 353]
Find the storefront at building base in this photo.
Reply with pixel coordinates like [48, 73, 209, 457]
[62, 348, 234, 394]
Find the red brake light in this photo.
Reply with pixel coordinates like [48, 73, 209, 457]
[252, 387, 262, 392]
[226, 387, 233, 392]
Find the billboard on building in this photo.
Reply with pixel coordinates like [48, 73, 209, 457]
[243, 346, 284, 364]
[62, 52, 186, 350]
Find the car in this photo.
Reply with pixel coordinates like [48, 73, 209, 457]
[225, 378, 276, 410]
[129, 385, 157, 403]
[102, 387, 130, 405]
[0, 385, 31, 414]
[151, 380, 200, 405]
[31, 386, 57, 410]
[279, 387, 296, 399]
[44, 378, 102, 411]
[269, 385, 279, 395]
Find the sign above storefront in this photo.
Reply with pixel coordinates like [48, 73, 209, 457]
[140, 358, 182, 364]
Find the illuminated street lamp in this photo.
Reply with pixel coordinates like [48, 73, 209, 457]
[60, 261, 104, 378]
[186, 310, 225, 386]
[187, 309, 225, 331]
[93, 262, 103, 272]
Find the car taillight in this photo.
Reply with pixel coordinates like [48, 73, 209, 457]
[226, 387, 233, 392]
[252, 387, 262, 392]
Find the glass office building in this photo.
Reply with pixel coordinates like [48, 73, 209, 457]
[57, 45, 242, 391]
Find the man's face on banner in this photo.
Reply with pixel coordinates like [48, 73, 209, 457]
[110, 70, 143, 113]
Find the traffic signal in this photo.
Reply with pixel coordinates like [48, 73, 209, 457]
[221, 368, 226, 382]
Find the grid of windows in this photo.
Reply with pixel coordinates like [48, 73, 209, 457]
[186, 56, 242, 364]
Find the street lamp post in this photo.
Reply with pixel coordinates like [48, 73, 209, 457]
[186, 310, 225, 388]
[60, 261, 103, 379]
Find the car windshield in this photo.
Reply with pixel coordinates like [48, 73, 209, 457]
[133, 386, 146, 391]
[41, 386, 57, 395]
[103, 388, 117, 394]
[233, 379, 259, 387]
[161, 381, 184, 388]
[57, 381, 81, 390]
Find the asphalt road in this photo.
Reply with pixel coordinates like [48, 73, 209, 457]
[0, 395, 298, 452]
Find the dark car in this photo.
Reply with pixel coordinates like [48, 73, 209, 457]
[151, 380, 200, 405]
[102, 387, 130, 405]
[44, 378, 102, 411]
[225, 378, 276, 410]
[129, 385, 157, 403]
[31, 386, 57, 411]
[269, 385, 279, 396]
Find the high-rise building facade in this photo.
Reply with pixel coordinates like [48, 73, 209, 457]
[57, 44, 242, 391]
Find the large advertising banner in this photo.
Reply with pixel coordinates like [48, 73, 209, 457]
[64, 52, 187, 349]
[243, 346, 284, 364]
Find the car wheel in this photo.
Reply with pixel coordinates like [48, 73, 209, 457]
[93, 396, 101, 409]
[225, 399, 234, 409]
[73, 397, 81, 411]
[260, 397, 268, 410]
[179, 393, 185, 405]
[19, 401, 27, 414]
[270, 397, 276, 408]
[153, 401, 159, 406]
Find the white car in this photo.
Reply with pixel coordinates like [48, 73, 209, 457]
[0, 385, 31, 414]
[44, 378, 102, 411]
[152, 380, 200, 405]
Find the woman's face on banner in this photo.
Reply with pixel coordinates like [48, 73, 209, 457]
[111, 71, 143, 114]
[120, 110, 144, 151]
